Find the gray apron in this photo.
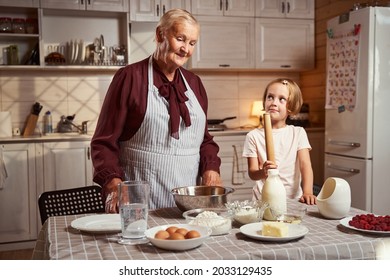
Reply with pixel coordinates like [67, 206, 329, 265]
[119, 57, 206, 209]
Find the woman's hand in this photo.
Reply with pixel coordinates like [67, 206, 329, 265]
[103, 178, 122, 213]
[201, 170, 222, 186]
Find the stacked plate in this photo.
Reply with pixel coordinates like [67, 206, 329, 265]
[66, 39, 86, 65]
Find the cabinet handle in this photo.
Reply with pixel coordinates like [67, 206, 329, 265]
[87, 147, 91, 160]
[81, 0, 84, 5]
[326, 162, 360, 174]
[287, 2, 290, 13]
[280, 65, 291, 68]
[88, 0, 91, 5]
[163, 5, 166, 14]
[226, 0, 229, 11]
[328, 140, 361, 147]
[220, 0, 223, 11]
[219, 64, 230, 67]
[157, 4, 160, 17]
[282, 2, 285, 13]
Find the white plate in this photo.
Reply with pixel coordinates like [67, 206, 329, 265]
[71, 214, 121, 233]
[69, 40, 75, 64]
[79, 40, 85, 63]
[340, 216, 390, 235]
[73, 40, 79, 63]
[240, 222, 309, 242]
[145, 224, 211, 251]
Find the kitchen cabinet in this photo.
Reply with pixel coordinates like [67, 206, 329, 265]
[188, 16, 255, 69]
[0, 0, 39, 7]
[0, 143, 38, 245]
[212, 134, 253, 201]
[0, 6, 39, 66]
[40, 0, 129, 12]
[129, 0, 190, 22]
[41, 141, 93, 191]
[256, 0, 314, 19]
[191, 0, 255, 17]
[255, 18, 314, 70]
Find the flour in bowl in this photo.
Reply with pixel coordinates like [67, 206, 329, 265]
[188, 210, 231, 235]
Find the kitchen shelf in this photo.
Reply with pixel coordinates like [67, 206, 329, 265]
[1, 5, 129, 70]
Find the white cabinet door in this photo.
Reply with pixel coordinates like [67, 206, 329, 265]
[256, 0, 314, 19]
[0, 0, 39, 7]
[0, 143, 37, 244]
[40, 0, 128, 11]
[129, 0, 189, 22]
[188, 16, 255, 69]
[212, 134, 253, 201]
[255, 18, 314, 70]
[42, 141, 93, 191]
[191, 0, 255, 17]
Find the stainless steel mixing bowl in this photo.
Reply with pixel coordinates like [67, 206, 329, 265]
[170, 186, 235, 212]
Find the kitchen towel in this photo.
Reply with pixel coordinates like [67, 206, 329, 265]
[0, 111, 12, 138]
[0, 145, 7, 190]
[232, 144, 247, 185]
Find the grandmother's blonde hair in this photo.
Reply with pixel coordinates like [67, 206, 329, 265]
[262, 78, 303, 115]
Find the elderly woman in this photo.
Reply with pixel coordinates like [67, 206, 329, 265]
[91, 9, 222, 212]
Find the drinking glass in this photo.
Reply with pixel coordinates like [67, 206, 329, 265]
[118, 181, 150, 245]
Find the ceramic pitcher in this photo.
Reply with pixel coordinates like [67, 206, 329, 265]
[317, 177, 351, 219]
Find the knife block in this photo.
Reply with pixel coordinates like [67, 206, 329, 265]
[23, 114, 39, 136]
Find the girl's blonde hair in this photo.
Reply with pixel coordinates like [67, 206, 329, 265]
[262, 78, 303, 115]
[153, 9, 199, 61]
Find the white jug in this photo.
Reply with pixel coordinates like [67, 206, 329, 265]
[317, 177, 351, 219]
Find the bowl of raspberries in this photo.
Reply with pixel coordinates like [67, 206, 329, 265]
[341, 214, 390, 234]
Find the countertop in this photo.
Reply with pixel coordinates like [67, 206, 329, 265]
[0, 127, 324, 144]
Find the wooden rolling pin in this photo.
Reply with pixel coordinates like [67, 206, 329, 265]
[263, 113, 275, 162]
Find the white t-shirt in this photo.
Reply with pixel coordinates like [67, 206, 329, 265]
[242, 125, 311, 199]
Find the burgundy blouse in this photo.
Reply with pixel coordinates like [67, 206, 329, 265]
[91, 57, 221, 187]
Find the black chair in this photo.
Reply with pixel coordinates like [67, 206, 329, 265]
[38, 185, 105, 225]
[313, 184, 322, 196]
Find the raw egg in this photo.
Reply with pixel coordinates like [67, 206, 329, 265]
[166, 226, 179, 234]
[154, 230, 170, 240]
[185, 230, 201, 239]
[169, 232, 185, 240]
[175, 228, 189, 236]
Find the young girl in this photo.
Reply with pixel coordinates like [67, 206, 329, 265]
[243, 78, 317, 205]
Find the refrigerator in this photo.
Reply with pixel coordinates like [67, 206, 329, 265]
[324, 7, 390, 215]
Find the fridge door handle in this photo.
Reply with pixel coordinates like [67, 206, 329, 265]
[328, 140, 361, 147]
[326, 162, 360, 174]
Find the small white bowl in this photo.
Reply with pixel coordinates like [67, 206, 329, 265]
[145, 224, 211, 251]
[225, 200, 268, 225]
[183, 208, 233, 235]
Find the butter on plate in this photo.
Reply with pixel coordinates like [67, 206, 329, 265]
[262, 222, 289, 237]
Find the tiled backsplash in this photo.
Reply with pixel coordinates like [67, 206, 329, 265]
[0, 69, 298, 135]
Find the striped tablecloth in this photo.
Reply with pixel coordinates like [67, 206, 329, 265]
[32, 200, 389, 260]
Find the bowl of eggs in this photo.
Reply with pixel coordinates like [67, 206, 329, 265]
[145, 224, 211, 251]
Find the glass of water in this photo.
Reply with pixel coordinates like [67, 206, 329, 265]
[118, 181, 150, 245]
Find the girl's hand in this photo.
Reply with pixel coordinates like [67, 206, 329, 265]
[299, 194, 317, 205]
[262, 160, 278, 176]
